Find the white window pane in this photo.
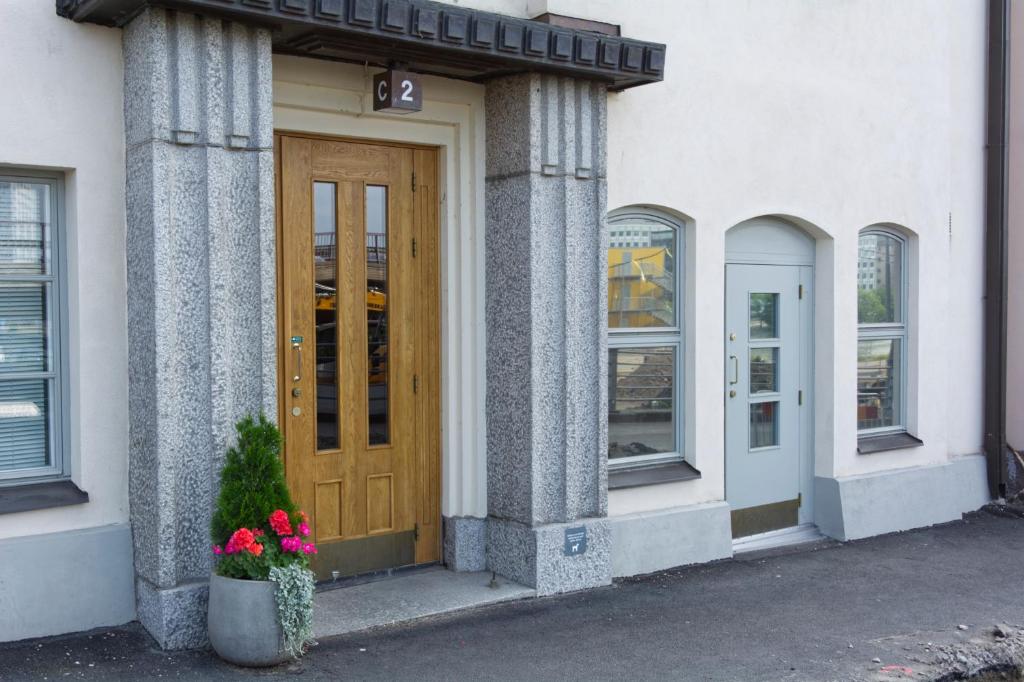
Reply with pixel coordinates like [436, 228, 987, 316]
[0, 379, 50, 471]
[857, 338, 902, 430]
[858, 233, 903, 324]
[608, 346, 675, 459]
[608, 219, 676, 329]
[0, 282, 50, 374]
[0, 181, 50, 275]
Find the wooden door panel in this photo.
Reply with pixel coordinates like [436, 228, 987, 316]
[277, 134, 440, 578]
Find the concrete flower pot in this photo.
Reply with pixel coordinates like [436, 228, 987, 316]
[207, 574, 287, 667]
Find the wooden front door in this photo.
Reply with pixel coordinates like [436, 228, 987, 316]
[276, 134, 440, 579]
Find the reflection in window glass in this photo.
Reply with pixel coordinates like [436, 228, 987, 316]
[749, 401, 779, 449]
[608, 347, 675, 459]
[857, 338, 901, 430]
[313, 182, 339, 451]
[857, 233, 903, 324]
[749, 293, 778, 339]
[749, 348, 778, 394]
[0, 179, 56, 475]
[607, 219, 676, 328]
[366, 185, 389, 446]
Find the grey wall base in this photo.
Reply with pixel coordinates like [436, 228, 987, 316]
[609, 502, 733, 578]
[442, 516, 487, 572]
[814, 455, 991, 541]
[0, 524, 135, 642]
[135, 577, 210, 650]
[487, 517, 611, 596]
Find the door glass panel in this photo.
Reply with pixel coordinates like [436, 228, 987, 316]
[0, 181, 50, 275]
[857, 233, 903, 324]
[608, 346, 675, 459]
[313, 182, 339, 451]
[749, 293, 778, 339]
[366, 185, 389, 446]
[857, 338, 901, 430]
[749, 347, 778, 394]
[607, 219, 676, 329]
[749, 401, 779, 449]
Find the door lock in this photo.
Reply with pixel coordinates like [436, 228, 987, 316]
[292, 387, 302, 398]
[729, 390, 736, 398]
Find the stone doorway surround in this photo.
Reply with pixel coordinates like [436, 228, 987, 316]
[59, 0, 666, 649]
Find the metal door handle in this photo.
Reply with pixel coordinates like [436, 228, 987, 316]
[292, 342, 302, 382]
[729, 355, 739, 385]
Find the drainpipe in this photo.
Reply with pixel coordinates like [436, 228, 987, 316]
[983, 0, 1009, 498]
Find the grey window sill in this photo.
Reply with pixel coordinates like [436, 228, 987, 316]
[608, 460, 701, 490]
[0, 480, 89, 515]
[857, 432, 924, 455]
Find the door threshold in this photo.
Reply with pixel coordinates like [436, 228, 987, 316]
[732, 523, 825, 554]
[313, 566, 535, 640]
[315, 561, 440, 594]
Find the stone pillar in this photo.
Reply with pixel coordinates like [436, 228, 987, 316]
[123, 8, 276, 649]
[484, 74, 610, 595]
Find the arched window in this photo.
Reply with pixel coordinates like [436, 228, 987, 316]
[607, 208, 684, 468]
[857, 228, 907, 434]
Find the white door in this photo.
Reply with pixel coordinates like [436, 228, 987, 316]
[725, 263, 812, 538]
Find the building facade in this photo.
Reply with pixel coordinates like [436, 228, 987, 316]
[0, 0, 1000, 647]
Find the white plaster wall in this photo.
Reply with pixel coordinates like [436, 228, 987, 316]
[0, 2, 129, 538]
[1007, 0, 1024, 454]
[272, 56, 489, 519]
[442, 0, 988, 516]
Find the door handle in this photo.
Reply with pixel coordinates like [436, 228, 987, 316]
[292, 341, 302, 383]
[729, 355, 739, 385]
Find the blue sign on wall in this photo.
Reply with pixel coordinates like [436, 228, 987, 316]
[564, 527, 587, 556]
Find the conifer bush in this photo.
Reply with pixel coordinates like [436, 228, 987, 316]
[211, 413, 296, 543]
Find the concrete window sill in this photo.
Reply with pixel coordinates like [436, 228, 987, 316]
[857, 432, 924, 455]
[0, 480, 89, 515]
[608, 460, 701, 490]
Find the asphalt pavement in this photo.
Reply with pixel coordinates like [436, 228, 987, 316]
[2, 510, 1024, 681]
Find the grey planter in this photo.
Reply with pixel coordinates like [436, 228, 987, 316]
[207, 574, 287, 667]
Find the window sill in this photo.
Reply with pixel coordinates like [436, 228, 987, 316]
[608, 460, 701, 490]
[857, 432, 924, 455]
[0, 480, 89, 515]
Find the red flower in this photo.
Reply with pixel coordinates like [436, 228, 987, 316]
[253, 528, 264, 537]
[249, 542, 264, 557]
[269, 509, 293, 536]
[226, 528, 256, 554]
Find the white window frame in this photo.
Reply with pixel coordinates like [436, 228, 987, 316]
[607, 208, 684, 470]
[0, 168, 70, 485]
[856, 227, 908, 436]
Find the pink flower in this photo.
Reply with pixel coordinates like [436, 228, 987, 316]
[281, 535, 302, 553]
[298, 522, 310, 537]
[269, 509, 293, 536]
[212, 545, 223, 555]
[302, 543, 317, 555]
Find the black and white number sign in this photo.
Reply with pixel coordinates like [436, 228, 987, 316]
[372, 70, 422, 114]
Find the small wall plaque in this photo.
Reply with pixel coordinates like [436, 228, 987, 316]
[372, 70, 423, 114]
[564, 526, 587, 556]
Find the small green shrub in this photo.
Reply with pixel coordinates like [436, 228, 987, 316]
[211, 414, 296, 544]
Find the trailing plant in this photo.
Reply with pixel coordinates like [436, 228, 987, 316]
[210, 414, 318, 659]
[269, 564, 317, 659]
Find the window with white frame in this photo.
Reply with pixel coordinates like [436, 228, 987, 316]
[607, 208, 683, 468]
[856, 228, 906, 434]
[0, 170, 68, 484]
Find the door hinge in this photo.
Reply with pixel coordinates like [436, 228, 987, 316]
[414, 522, 420, 541]
[413, 374, 419, 394]
[412, 171, 417, 192]
[798, 389, 803, 406]
[412, 237, 417, 258]
[798, 284, 804, 300]
[797, 492, 803, 508]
